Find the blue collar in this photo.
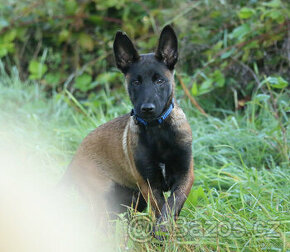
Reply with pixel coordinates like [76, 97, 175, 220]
[131, 98, 175, 127]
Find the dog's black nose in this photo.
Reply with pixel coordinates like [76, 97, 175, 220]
[141, 103, 155, 113]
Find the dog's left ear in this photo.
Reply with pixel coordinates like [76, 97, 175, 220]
[155, 25, 178, 70]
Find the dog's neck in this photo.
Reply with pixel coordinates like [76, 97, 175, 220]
[131, 93, 175, 128]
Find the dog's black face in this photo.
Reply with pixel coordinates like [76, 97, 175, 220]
[125, 54, 173, 119]
[114, 25, 178, 120]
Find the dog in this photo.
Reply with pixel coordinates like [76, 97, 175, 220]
[65, 25, 194, 232]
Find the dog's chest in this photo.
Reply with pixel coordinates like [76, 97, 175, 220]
[145, 126, 176, 160]
[134, 125, 178, 189]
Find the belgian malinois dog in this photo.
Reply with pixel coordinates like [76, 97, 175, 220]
[66, 25, 194, 231]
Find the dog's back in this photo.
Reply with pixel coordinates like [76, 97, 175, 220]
[67, 114, 139, 211]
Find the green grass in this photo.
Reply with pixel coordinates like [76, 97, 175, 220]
[0, 64, 289, 251]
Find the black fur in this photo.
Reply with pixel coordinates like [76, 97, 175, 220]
[126, 54, 173, 120]
[155, 25, 178, 70]
[114, 25, 178, 120]
[113, 25, 193, 225]
[106, 183, 147, 215]
[135, 122, 192, 193]
[113, 31, 139, 73]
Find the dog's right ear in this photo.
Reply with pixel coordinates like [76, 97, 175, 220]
[113, 31, 139, 73]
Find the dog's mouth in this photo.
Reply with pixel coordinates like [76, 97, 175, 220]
[139, 111, 157, 120]
[136, 106, 167, 121]
[132, 98, 174, 125]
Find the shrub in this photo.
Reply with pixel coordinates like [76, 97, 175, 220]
[0, 0, 289, 109]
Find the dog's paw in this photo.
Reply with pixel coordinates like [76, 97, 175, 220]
[152, 225, 166, 241]
[152, 218, 170, 241]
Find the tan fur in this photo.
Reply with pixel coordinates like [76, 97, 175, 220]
[65, 26, 194, 232]
[67, 103, 193, 216]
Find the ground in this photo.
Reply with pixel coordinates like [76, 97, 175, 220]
[0, 65, 289, 251]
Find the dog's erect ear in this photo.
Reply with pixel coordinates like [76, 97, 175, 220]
[113, 31, 139, 73]
[155, 25, 178, 70]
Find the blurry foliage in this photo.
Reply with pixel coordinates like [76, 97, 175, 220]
[0, 0, 289, 110]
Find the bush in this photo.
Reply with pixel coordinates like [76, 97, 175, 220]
[0, 0, 289, 110]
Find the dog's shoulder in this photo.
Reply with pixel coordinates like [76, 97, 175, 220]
[169, 105, 192, 142]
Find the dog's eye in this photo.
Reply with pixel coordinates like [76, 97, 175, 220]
[132, 80, 141, 86]
[155, 78, 165, 85]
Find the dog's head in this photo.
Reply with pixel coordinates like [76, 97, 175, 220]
[113, 25, 178, 120]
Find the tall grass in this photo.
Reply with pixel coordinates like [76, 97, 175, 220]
[0, 64, 289, 251]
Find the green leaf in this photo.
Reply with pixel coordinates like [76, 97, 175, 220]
[221, 48, 236, 59]
[186, 189, 198, 206]
[75, 74, 93, 92]
[88, 15, 103, 25]
[212, 70, 225, 87]
[59, 30, 70, 43]
[45, 72, 62, 87]
[210, 10, 221, 18]
[196, 186, 206, 199]
[199, 79, 214, 95]
[3, 29, 17, 42]
[244, 40, 259, 49]
[78, 33, 94, 51]
[0, 42, 14, 57]
[65, 0, 78, 15]
[0, 47, 8, 57]
[229, 24, 251, 41]
[255, 94, 270, 102]
[96, 0, 126, 10]
[242, 49, 250, 62]
[267, 76, 288, 89]
[262, 0, 281, 8]
[267, 10, 285, 23]
[96, 72, 121, 85]
[191, 82, 198, 96]
[28, 60, 48, 80]
[185, 186, 206, 206]
[238, 7, 256, 19]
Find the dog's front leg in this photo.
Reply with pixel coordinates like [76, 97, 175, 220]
[138, 182, 165, 216]
[158, 159, 194, 224]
